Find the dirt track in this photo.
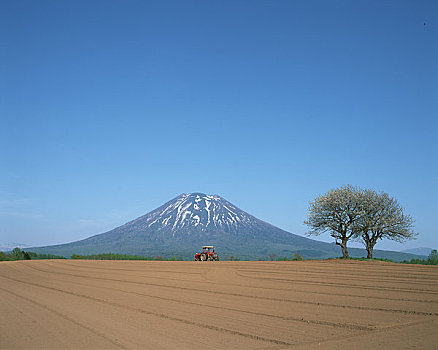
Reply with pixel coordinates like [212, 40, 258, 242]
[1, 259, 437, 349]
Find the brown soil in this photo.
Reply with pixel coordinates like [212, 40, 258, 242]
[1, 259, 437, 349]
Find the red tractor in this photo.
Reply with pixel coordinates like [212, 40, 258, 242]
[195, 246, 219, 261]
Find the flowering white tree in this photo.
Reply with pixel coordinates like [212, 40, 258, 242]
[355, 189, 416, 259]
[304, 185, 363, 258]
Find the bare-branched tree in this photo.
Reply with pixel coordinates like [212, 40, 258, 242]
[304, 185, 363, 258]
[356, 189, 416, 259]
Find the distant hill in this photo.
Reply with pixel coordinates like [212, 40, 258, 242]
[0, 243, 30, 252]
[28, 193, 424, 261]
[401, 247, 433, 257]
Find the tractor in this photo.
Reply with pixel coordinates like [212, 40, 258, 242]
[194, 246, 219, 261]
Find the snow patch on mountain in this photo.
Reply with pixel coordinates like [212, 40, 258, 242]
[140, 193, 255, 233]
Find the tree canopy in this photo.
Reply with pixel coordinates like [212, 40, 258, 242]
[304, 185, 363, 258]
[355, 189, 416, 258]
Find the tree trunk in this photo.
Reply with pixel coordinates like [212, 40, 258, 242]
[366, 244, 373, 259]
[336, 240, 349, 258]
[366, 240, 376, 259]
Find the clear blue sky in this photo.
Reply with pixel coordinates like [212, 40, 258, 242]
[1, 0, 437, 251]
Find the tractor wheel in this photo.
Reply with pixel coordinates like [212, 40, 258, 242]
[200, 254, 206, 261]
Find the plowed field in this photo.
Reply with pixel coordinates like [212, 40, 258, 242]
[1, 259, 437, 349]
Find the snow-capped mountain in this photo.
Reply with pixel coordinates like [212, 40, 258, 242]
[95, 192, 303, 244]
[123, 193, 272, 237]
[29, 192, 320, 258]
[142, 193, 251, 231]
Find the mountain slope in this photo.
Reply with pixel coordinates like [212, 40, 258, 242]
[28, 193, 422, 261]
[401, 247, 432, 257]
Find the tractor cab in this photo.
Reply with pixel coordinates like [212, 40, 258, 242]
[202, 246, 214, 253]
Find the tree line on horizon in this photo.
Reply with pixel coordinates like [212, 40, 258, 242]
[0, 247, 66, 261]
